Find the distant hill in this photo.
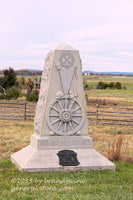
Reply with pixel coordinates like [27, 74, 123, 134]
[95, 71, 133, 75]
[15, 69, 133, 76]
[26, 69, 42, 71]
[84, 71, 133, 76]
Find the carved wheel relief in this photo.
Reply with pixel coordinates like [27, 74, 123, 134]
[47, 98, 84, 136]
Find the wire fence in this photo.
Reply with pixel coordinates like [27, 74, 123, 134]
[0, 102, 133, 126]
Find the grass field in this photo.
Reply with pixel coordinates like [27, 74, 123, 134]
[0, 120, 133, 200]
[0, 120, 133, 161]
[84, 75, 133, 90]
[83, 75, 133, 82]
[86, 89, 133, 98]
[0, 160, 133, 200]
[84, 75, 133, 106]
[86, 90, 133, 107]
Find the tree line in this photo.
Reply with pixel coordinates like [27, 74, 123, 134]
[96, 81, 122, 89]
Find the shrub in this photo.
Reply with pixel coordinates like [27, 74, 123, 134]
[108, 135, 124, 161]
[104, 83, 108, 89]
[84, 83, 89, 90]
[17, 96, 26, 101]
[35, 89, 39, 96]
[0, 94, 5, 99]
[96, 81, 108, 89]
[123, 86, 127, 90]
[108, 82, 115, 88]
[97, 81, 122, 90]
[96, 81, 103, 89]
[27, 90, 39, 102]
[6, 86, 20, 99]
[115, 82, 122, 89]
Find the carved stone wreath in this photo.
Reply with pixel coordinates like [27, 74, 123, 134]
[47, 98, 85, 136]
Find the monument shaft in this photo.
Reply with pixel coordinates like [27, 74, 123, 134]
[34, 46, 88, 137]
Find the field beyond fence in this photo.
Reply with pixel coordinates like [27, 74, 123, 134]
[1, 101, 133, 126]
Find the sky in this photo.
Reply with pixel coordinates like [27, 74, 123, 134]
[0, 0, 133, 72]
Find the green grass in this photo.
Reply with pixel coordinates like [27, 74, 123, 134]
[84, 77, 133, 105]
[86, 89, 133, 99]
[0, 160, 132, 200]
[84, 75, 133, 82]
[122, 82, 133, 90]
[84, 81, 97, 88]
[84, 76, 133, 92]
[85, 81, 133, 90]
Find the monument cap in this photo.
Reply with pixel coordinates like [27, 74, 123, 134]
[55, 42, 78, 51]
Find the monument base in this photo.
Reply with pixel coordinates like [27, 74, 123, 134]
[11, 135, 115, 172]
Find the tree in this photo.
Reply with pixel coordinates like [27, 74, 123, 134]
[2, 67, 17, 88]
[18, 76, 26, 88]
[108, 82, 115, 88]
[115, 82, 122, 89]
[96, 81, 108, 89]
[26, 79, 34, 98]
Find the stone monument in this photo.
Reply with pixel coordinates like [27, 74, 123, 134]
[11, 42, 115, 172]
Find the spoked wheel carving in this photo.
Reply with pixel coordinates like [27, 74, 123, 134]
[47, 98, 84, 136]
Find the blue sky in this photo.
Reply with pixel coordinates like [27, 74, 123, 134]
[0, 0, 133, 72]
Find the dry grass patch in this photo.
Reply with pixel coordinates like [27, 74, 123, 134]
[89, 124, 133, 163]
[0, 120, 133, 163]
[86, 95, 133, 106]
[0, 120, 33, 160]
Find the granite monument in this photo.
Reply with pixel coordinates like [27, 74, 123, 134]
[11, 42, 115, 172]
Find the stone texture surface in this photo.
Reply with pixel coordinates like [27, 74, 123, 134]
[11, 146, 115, 172]
[34, 42, 88, 137]
[11, 42, 115, 172]
[30, 134, 93, 150]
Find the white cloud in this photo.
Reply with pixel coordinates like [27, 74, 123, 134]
[0, 59, 44, 70]
[117, 51, 133, 59]
[82, 56, 133, 72]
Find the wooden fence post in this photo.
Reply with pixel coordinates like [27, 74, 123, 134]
[96, 104, 99, 125]
[24, 102, 26, 121]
